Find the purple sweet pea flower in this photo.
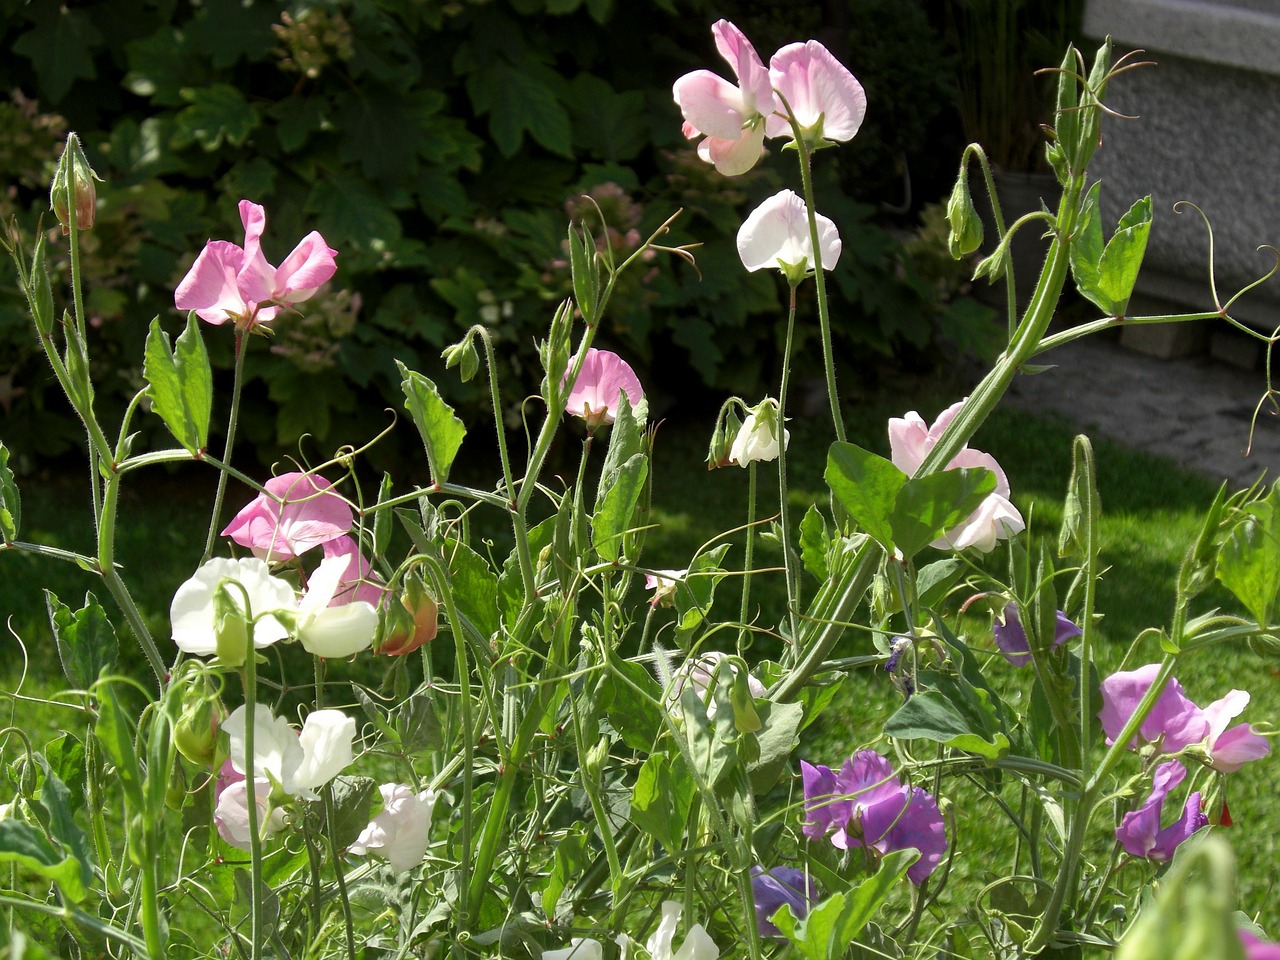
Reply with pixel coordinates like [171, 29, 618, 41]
[1115, 760, 1208, 860]
[801, 749, 947, 884]
[750, 866, 816, 938]
[1098, 664, 1210, 754]
[1240, 931, 1280, 960]
[992, 602, 1082, 667]
[1203, 690, 1271, 773]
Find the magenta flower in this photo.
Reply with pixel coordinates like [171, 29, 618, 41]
[1115, 760, 1208, 860]
[1202, 690, 1271, 773]
[750, 866, 816, 938]
[672, 20, 783, 175]
[563, 348, 644, 431]
[175, 200, 337, 329]
[1240, 931, 1280, 960]
[222, 472, 353, 563]
[801, 749, 946, 884]
[887, 400, 1025, 553]
[1098, 664, 1210, 754]
[769, 40, 867, 144]
[737, 189, 841, 276]
[993, 603, 1082, 667]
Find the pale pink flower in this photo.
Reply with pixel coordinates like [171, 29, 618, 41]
[1098, 664, 1210, 754]
[296, 554, 379, 659]
[222, 472, 353, 562]
[737, 189, 841, 275]
[769, 41, 867, 143]
[175, 200, 337, 328]
[223, 704, 356, 802]
[1202, 690, 1270, 773]
[564, 348, 644, 430]
[322, 535, 387, 608]
[672, 20, 782, 175]
[349, 783, 438, 874]
[887, 400, 1024, 553]
[214, 776, 285, 850]
[667, 651, 766, 719]
[644, 569, 687, 608]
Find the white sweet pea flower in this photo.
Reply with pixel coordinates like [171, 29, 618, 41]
[171, 557, 296, 657]
[667, 652, 766, 720]
[222, 704, 356, 801]
[214, 777, 286, 850]
[543, 939, 603, 960]
[349, 783, 438, 874]
[296, 554, 379, 658]
[729, 400, 788, 466]
[737, 189, 841, 277]
[646, 901, 719, 960]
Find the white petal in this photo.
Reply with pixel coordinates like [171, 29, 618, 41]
[286, 709, 355, 798]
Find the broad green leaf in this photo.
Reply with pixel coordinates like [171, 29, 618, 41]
[631, 753, 695, 852]
[602, 656, 664, 751]
[322, 777, 377, 850]
[565, 73, 647, 162]
[681, 678, 739, 791]
[399, 361, 466, 485]
[799, 505, 830, 581]
[1069, 182, 1105, 305]
[0, 820, 89, 903]
[95, 681, 143, 810]
[172, 83, 261, 151]
[890, 467, 996, 558]
[595, 392, 644, 501]
[45, 590, 118, 691]
[144, 315, 212, 453]
[592, 452, 647, 562]
[825, 442, 905, 548]
[883, 688, 1010, 759]
[498, 516, 555, 630]
[746, 700, 804, 793]
[916, 558, 964, 610]
[34, 756, 95, 895]
[443, 539, 499, 642]
[12, 4, 102, 103]
[0, 443, 20, 541]
[395, 692, 444, 755]
[540, 824, 589, 920]
[771, 849, 916, 960]
[1217, 495, 1280, 626]
[673, 544, 732, 641]
[465, 58, 571, 158]
[1071, 183, 1152, 316]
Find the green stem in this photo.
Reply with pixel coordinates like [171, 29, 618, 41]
[97, 470, 166, 686]
[0, 894, 151, 956]
[242, 651, 265, 960]
[314, 658, 357, 960]
[775, 284, 802, 640]
[203, 330, 247, 562]
[739, 461, 756, 649]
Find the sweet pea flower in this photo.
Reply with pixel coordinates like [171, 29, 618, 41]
[801, 749, 946, 885]
[1115, 760, 1208, 860]
[348, 782, 438, 874]
[564, 348, 644, 431]
[296, 554, 379, 659]
[643, 901, 719, 960]
[1098, 664, 1210, 754]
[222, 472, 354, 562]
[223, 704, 356, 801]
[214, 776, 286, 850]
[175, 200, 337, 329]
[1240, 931, 1280, 960]
[729, 400, 789, 466]
[769, 40, 867, 145]
[1202, 690, 1271, 772]
[171, 556, 296, 657]
[993, 602, 1082, 667]
[321, 535, 386, 608]
[667, 651, 766, 719]
[887, 400, 1025, 553]
[750, 866, 817, 939]
[644, 569, 687, 608]
[737, 189, 841, 278]
[672, 20, 783, 175]
[543, 940, 603, 960]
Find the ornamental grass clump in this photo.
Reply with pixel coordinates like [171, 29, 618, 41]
[4, 20, 1280, 960]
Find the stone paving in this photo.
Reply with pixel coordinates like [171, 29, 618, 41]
[1001, 331, 1280, 491]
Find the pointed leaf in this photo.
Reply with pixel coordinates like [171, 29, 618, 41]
[144, 315, 211, 452]
[631, 753, 695, 851]
[399, 361, 466, 485]
[0, 820, 89, 903]
[1217, 495, 1280, 626]
[825, 442, 905, 548]
[890, 467, 996, 558]
[45, 590, 118, 691]
[0, 443, 20, 542]
[592, 452, 647, 562]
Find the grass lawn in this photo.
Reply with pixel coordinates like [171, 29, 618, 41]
[3, 371, 1278, 927]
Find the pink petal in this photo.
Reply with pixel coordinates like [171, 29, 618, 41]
[887, 412, 930, 476]
[322, 535, 387, 608]
[236, 200, 278, 305]
[1098, 665, 1209, 753]
[274, 232, 339, 303]
[698, 126, 767, 176]
[736, 189, 840, 273]
[711, 19, 773, 117]
[769, 41, 867, 141]
[673, 70, 747, 140]
[1210, 722, 1270, 773]
[175, 240, 250, 325]
[564, 349, 643, 426]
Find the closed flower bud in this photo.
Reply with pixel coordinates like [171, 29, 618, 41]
[378, 576, 439, 656]
[49, 134, 100, 235]
[946, 171, 983, 258]
[213, 581, 251, 668]
[173, 673, 228, 768]
[441, 334, 479, 383]
[706, 404, 743, 470]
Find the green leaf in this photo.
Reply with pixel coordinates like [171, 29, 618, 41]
[1071, 183, 1152, 316]
[0, 443, 20, 541]
[747, 700, 804, 793]
[0, 820, 89, 903]
[322, 777, 377, 850]
[1217, 491, 1280, 626]
[398, 361, 466, 485]
[673, 544, 732, 641]
[595, 392, 645, 503]
[95, 681, 143, 810]
[799, 505, 830, 581]
[889, 467, 997, 558]
[565, 73, 648, 162]
[144, 315, 212, 453]
[45, 590, 118, 691]
[602, 656, 664, 751]
[395, 692, 443, 755]
[592, 452, 648, 562]
[172, 84, 261, 152]
[883, 689, 1010, 759]
[771, 849, 916, 960]
[33, 756, 94, 895]
[443, 539, 499, 642]
[334, 87, 447, 182]
[631, 753, 695, 851]
[540, 824, 589, 920]
[825, 442, 905, 548]
[12, 4, 102, 104]
[466, 58, 572, 158]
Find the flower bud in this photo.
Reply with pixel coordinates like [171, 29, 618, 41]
[49, 134, 101, 235]
[706, 404, 743, 470]
[172, 670, 228, 768]
[946, 171, 983, 259]
[377, 575, 439, 656]
[213, 581, 250, 668]
[441, 332, 479, 383]
[539, 299, 574, 405]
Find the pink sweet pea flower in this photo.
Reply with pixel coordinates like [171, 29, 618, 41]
[322, 535, 387, 608]
[769, 41, 867, 144]
[349, 782, 438, 874]
[644, 569, 686, 608]
[737, 189, 841, 277]
[673, 20, 783, 175]
[222, 472, 353, 562]
[175, 200, 337, 329]
[1114, 760, 1208, 860]
[1098, 664, 1209, 754]
[564, 348, 644, 431]
[1241, 931, 1280, 960]
[887, 400, 1025, 553]
[1202, 690, 1271, 772]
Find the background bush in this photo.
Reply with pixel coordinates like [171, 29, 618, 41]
[0, 0, 989, 475]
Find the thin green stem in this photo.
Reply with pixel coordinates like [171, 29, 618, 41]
[739, 462, 756, 650]
[314, 658, 357, 960]
[203, 330, 247, 562]
[775, 285, 802, 640]
[242, 651, 265, 960]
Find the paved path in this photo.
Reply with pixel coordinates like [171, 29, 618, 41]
[1002, 332, 1280, 490]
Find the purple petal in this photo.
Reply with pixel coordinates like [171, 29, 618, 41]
[750, 865, 815, 938]
[1098, 664, 1208, 753]
[800, 760, 848, 840]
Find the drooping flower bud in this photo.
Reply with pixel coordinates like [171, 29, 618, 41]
[441, 331, 480, 383]
[706, 403, 743, 470]
[173, 668, 228, 768]
[946, 169, 983, 259]
[377, 575, 439, 656]
[49, 134, 101, 235]
[213, 580, 251, 668]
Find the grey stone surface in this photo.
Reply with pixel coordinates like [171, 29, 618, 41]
[1003, 330, 1280, 489]
[1086, 0, 1280, 73]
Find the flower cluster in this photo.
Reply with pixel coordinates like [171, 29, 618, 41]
[888, 399, 1025, 552]
[175, 200, 337, 330]
[801, 749, 946, 885]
